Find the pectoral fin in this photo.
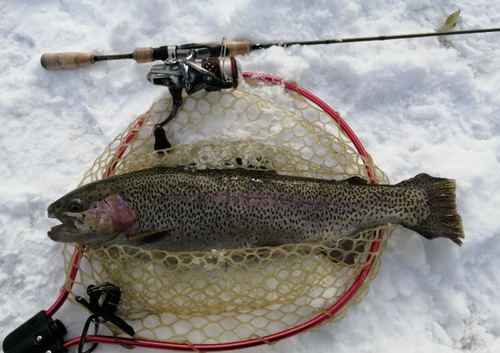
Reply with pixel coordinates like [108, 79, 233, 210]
[126, 227, 175, 242]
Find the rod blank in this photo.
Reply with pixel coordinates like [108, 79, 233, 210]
[253, 27, 500, 49]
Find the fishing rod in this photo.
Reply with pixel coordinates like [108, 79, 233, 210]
[40, 27, 500, 71]
[40, 27, 500, 151]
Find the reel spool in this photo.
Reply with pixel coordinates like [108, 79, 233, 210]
[54, 73, 394, 351]
[147, 56, 239, 93]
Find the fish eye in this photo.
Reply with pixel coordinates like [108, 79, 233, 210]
[69, 199, 83, 212]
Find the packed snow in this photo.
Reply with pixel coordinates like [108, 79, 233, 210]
[1, 0, 500, 352]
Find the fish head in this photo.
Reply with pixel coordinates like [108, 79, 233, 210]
[48, 185, 139, 244]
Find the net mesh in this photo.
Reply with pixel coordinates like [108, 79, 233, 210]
[61, 79, 395, 345]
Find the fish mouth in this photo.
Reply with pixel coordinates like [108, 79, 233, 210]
[48, 211, 120, 244]
[48, 211, 91, 242]
[49, 212, 80, 231]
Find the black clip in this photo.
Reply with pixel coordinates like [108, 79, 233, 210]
[2, 310, 68, 353]
[75, 283, 135, 337]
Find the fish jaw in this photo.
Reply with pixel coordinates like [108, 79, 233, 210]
[47, 194, 139, 245]
[48, 211, 112, 243]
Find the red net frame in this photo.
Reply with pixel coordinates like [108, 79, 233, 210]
[45, 72, 382, 351]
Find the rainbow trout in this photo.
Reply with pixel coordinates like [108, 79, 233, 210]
[47, 166, 464, 251]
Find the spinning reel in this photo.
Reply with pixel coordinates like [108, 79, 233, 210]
[146, 39, 241, 150]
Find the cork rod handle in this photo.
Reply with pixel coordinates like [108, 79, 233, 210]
[200, 41, 251, 56]
[40, 52, 94, 70]
[40, 41, 251, 70]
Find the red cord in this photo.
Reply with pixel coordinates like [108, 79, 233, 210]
[46, 248, 82, 317]
[102, 119, 144, 179]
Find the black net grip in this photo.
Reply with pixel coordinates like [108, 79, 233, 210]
[2, 310, 67, 353]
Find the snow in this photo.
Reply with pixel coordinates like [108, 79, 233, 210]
[1, 0, 500, 352]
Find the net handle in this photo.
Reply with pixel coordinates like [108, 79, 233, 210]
[53, 72, 382, 351]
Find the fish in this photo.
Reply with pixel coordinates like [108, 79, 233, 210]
[47, 166, 464, 251]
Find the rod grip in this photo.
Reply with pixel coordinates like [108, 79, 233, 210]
[225, 41, 251, 56]
[132, 47, 154, 63]
[199, 41, 251, 56]
[40, 52, 93, 70]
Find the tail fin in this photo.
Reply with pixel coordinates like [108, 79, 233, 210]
[397, 173, 464, 246]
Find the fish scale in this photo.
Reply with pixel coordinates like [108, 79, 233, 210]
[47, 166, 465, 250]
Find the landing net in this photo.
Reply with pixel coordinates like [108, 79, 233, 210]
[60, 74, 395, 346]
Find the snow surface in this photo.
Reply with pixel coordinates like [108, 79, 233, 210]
[1, 0, 500, 352]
